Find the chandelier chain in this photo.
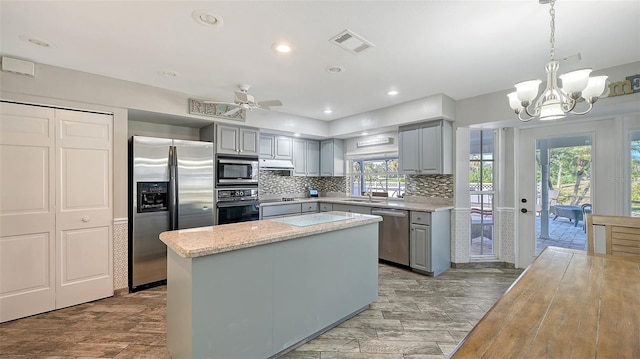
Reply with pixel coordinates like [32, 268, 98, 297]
[549, 0, 556, 61]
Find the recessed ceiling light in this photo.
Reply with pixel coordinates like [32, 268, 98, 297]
[326, 65, 345, 74]
[324, 109, 333, 114]
[387, 90, 399, 96]
[19, 35, 53, 48]
[361, 132, 368, 136]
[159, 70, 178, 78]
[192, 10, 223, 27]
[272, 42, 293, 53]
[293, 133, 301, 137]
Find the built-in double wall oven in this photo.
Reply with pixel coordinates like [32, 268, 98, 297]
[215, 155, 259, 224]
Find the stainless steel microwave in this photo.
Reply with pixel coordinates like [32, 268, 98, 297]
[216, 155, 259, 186]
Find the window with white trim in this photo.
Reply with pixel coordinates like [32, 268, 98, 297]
[348, 158, 405, 198]
[469, 130, 495, 256]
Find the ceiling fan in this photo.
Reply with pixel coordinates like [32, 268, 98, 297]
[204, 84, 282, 117]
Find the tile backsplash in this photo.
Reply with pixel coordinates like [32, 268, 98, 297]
[259, 170, 347, 199]
[404, 174, 454, 198]
[259, 171, 454, 201]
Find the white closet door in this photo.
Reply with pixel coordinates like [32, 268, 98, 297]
[55, 109, 113, 308]
[0, 102, 56, 322]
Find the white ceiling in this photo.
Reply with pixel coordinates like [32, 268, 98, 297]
[1, 1, 639, 123]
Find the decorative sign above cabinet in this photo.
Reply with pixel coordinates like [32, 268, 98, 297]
[188, 99, 246, 121]
[608, 74, 640, 97]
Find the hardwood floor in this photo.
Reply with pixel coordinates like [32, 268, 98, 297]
[0, 264, 522, 358]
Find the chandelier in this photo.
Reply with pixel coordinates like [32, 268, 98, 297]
[507, 0, 608, 122]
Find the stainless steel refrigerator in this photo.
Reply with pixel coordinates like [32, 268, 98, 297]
[129, 136, 214, 291]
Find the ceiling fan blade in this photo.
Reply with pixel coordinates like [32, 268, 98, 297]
[202, 100, 236, 106]
[222, 106, 242, 116]
[258, 99, 282, 107]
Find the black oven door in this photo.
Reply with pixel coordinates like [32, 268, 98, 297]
[216, 201, 260, 225]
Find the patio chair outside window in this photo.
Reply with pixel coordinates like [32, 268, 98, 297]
[536, 189, 560, 214]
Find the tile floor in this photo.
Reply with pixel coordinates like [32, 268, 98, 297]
[0, 264, 522, 359]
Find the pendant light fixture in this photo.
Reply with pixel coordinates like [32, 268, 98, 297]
[507, 0, 608, 122]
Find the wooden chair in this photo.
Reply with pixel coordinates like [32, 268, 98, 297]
[586, 214, 640, 260]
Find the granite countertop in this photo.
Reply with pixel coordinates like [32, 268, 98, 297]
[159, 211, 382, 258]
[259, 197, 454, 212]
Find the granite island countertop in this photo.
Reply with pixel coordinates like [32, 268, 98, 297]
[259, 197, 454, 212]
[159, 211, 382, 258]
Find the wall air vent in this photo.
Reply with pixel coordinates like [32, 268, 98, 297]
[1, 56, 35, 77]
[329, 30, 375, 55]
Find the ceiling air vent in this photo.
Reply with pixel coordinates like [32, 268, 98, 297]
[329, 30, 375, 55]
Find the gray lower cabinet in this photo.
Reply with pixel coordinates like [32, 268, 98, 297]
[332, 204, 372, 215]
[301, 202, 319, 213]
[410, 223, 430, 272]
[260, 203, 302, 219]
[166, 223, 379, 359]
[410, 210, 451, 276]
[260, 202, 320, 219]
[319, 203, 333, 212]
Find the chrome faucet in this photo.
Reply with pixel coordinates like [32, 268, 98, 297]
[367, 191, 372, 202]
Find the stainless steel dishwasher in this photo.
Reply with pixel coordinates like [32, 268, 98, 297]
[371, 208, 410, 266]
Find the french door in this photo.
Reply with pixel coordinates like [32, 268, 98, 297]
[518, 130, 595, 266]
[517, 119, 623, 267]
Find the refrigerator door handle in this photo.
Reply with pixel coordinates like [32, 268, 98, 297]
[168, 145, 178, 230]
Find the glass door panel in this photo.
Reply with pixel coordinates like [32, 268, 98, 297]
[535, 135, 592, 255]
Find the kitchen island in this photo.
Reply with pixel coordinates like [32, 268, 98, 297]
[159, 211, 382, 359]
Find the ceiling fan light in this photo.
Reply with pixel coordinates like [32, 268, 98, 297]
[539, 98, 566, 120]
[515, 79, 542, 103]
[582, 75, 609, 102]
[507, 92, 523, 111]
[559, 68, 592, 95]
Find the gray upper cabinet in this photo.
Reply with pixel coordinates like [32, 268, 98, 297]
[293, 139, 320, 176]
[320, 139, 345, 177]
[216, 124, 259, 156]
[260, 134, 293, 160]
[399, 119, 452, 175]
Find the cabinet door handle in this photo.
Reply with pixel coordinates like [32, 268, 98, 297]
[82, 217, 90, 222]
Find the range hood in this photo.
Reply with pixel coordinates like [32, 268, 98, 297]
[259, 158, 295, 171]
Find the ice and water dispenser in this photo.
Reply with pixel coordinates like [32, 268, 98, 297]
[137, 182, 169, 213]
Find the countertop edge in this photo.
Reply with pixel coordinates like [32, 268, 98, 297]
[259, 198, 453, 212]
[160, 213, 382, 259]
